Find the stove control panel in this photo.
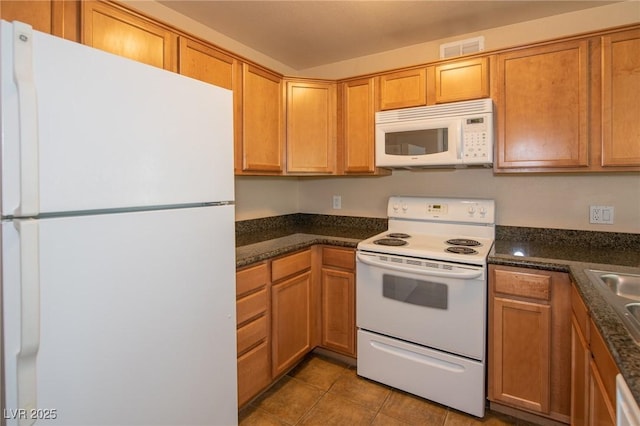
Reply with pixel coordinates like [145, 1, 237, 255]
[388, 196, 495, 224]
[427, 204, 448, 215]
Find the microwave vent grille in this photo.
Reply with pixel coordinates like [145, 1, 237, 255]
[376, 98, 493, 123]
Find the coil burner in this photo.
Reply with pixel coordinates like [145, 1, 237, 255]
[387, 233, 411, 239]
[445, 246, 478, 255]
[446, 239, 481, 247]
[374, 238, 408, 247]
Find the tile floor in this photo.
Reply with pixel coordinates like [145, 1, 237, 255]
[239, 353, 538, 426]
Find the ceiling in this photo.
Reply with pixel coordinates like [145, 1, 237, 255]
[158, 1, 618, 70]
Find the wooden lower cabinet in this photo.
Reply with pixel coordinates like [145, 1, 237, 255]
[320, 247, 356, 357]
[571, 283, 620, 426]
[236, 262, 270, 407]
[235, 247, 356, 406]
[237, 341, 271, 407]
[271, 250, 313, 377]
[488, 265, 571, 423]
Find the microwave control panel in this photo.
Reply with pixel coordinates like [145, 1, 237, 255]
[461, 115, 492, 163]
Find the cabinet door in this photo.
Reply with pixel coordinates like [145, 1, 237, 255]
[82, 1, 177, 71]
[340, 78, 376, 174]
[286, 80, 337, 174]
[1, 0, 79, 41]
[434, 57, 489, 103]
[495, 40, 589, 170]
[239, 65, 284, 173]
[490, 297, 551, 414]
[321, 268, 355, 356]
[271, 271, 312, 377]
[589, 360, 616, 426]
[178, 37, 236, 89]
[601, 29, 640, 167]
[571, 315, 589, 426]
[378, 68, 426, 110]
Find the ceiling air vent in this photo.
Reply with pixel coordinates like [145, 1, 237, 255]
[439, 36, 485, 59]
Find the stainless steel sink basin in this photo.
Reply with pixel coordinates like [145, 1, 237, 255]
[599, 273, 640, 301]
[626, 303, 640, 322]
[584, 269, 640, 344]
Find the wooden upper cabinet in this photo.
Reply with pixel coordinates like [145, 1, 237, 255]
[285, 80, 337, 174]
[495, 40, 590, 171]
[238, 64, 284, 174]
[434, 57, 490, 103]
[600, 29, 640, 167]
[1, 0, 79, 41]
[81, 1, 177, 71]
[339, 78, 376, 174]
[178, 37, 237, 89]
[378, 68, 426, 110]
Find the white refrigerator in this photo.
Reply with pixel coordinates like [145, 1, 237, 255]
[1, 21, 237, 426]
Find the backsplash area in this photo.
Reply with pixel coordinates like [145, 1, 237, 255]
[236, 213, 640, 266]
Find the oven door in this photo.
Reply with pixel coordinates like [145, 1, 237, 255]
[356, 251, 486, 360]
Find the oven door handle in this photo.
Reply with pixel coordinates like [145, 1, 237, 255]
[356, 253, 483, 279]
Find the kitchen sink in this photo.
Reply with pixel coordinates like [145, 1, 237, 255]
[584, 269, 640, 345]
[598, 273, 640, 301]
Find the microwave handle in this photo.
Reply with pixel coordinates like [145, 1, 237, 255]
[356, 252, 483, 279]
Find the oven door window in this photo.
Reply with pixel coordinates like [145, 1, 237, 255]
[384, 128, 448, 156]
[383, 274, 448, 310]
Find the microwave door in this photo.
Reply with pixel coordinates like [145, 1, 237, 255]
[376, 121, 461, 167]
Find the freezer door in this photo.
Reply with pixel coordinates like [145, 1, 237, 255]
[1, 21, 233, 217]
[2, 205, 237, 425]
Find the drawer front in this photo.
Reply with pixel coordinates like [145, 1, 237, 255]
[237, 315, 268, 355]
[271, 249, 311, 282]
[571, 284, 589, 340]
[236, 288, 267, 326]
[493, 268, 551, 301]
[322, 247, 355, 270]
[236, 262, 268, 297]
[237, 341, 271, 407]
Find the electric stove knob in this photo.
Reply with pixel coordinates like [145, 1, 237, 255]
[392, 203, 399, 212]
[479, 206, 487, 217]
[402, 203, 408, 212]
[468, 206, 476, 215]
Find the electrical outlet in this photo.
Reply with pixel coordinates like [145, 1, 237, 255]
[590, 206, 614, 224]
[332, 195, 342, 209]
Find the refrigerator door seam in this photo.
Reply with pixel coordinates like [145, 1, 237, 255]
[12, 22, 40, 219]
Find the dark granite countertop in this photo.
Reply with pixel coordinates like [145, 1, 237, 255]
[236, 215, 640, 405]
[235, 213, 386, 267]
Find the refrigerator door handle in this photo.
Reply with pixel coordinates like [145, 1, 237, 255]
[14, 219, 41, 426]
[12, 21, 40, 217]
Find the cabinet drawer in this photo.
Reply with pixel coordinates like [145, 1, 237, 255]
[493, 268, 551, 301]
[237, 341, 271, 407]
[237, 315, 268, 355]
[571, 284, 589, 340]
[271, 250, 311, 282]
[236, 262, 268, 297]
[322, 247, 355, 270]
[236, 288, 267, 326]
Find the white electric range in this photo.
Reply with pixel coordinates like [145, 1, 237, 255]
[356, 196, 495, 418]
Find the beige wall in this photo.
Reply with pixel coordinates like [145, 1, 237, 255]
[297, 171, 640, 233]
[122, 1, 640, 233]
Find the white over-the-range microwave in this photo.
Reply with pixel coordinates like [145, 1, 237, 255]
[375, 98, 494, 168]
